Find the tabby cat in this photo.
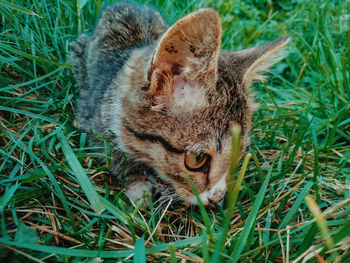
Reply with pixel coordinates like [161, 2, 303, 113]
[70, 2, 289, 205]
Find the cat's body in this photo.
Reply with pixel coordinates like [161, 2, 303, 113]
[71, 2, 289, 205]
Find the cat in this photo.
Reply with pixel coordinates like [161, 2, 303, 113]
[70, 2, 289, 206]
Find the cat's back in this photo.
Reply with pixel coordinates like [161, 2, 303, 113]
[71, 2, 168, 131]
[91, 2, 168, 51]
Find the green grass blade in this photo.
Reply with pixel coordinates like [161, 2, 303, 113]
[0, 185, 20, 211]
[332, 220, 350, 245]
[134, 236, 146, 263]
[57, 130, 105, 214]
[0, 43, 70, 66]
[297, 224, 319, 257]
[230, 168, 272, 262]
[228, 153, 251, 213]
[99, 196, 128, 224]
[0, 237, 133, 258]
[226, 124, 242, 205]
[0, 0, 42, 17]
[187, 177, 213, 238]
[0, 184, 20, 237]
[0, 106, 61, 124]
[210, 152, 250, 263]
[250, 150, 264, 185]
[0, 234, 206, 258]
[202, 233, 209, 263]
[0, 67, 63, 93]
[305, 195, 334, 250]
[278, 182, 313, 230]
[169, 243, 176, 263]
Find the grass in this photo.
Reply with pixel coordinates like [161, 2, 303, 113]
[0, 0, 349, 262]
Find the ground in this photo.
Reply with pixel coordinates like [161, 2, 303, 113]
[0, 0, 349, 262]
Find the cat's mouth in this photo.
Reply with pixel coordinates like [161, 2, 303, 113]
[150, 172, 227, 206]
[149, 163, 227, 206]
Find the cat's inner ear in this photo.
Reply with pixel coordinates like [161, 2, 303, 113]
[238, 36, 290, 87]
[148, 8, 222, 107]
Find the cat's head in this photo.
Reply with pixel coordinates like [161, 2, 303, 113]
[118, 9, 289, 205]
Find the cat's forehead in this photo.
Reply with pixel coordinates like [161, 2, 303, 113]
[169, 105, 237, 150]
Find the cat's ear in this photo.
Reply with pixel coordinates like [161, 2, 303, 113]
[148, 8, 221, 107]
[236, 36, 290, 87]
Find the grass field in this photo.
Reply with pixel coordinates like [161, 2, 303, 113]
[1, 0, 350, 262]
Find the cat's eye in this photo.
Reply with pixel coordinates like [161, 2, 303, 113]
[184, 152, 210, 170]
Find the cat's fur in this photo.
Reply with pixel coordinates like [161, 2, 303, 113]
[70, 2, 289, 205]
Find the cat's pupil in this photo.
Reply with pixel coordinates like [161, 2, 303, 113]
[196, 154, 204, 163]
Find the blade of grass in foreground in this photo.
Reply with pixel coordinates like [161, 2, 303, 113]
[57, 130, 105, 214]
[169, 243, 177, 263]
[0, 234, 205, 258]
[210, 154, 250, 263]
[230, 165, 272, 262]
[226, 124, 242, 205]
[210, 125, 249, 263]
[305, 195, 334, 250]
[134, 236, 146, 263]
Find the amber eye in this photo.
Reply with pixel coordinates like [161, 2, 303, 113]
[184, 152, 209, 170]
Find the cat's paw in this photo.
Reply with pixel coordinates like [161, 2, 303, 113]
[125, 180, 152, 205]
